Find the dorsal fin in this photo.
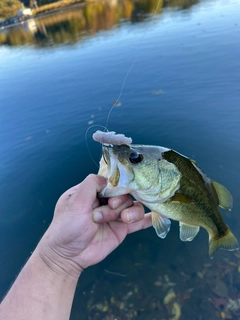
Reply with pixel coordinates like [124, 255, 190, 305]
[212, 180, 233, 211]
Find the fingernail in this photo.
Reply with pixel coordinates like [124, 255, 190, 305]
[127, 210, 137, 223]
[93, 211, 103, 223]
[111, 198, 122, 209]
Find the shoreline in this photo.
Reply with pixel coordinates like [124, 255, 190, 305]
[0, 0, 97, 29]
[33, 0, 90, 17]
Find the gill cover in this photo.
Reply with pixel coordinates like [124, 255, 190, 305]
[158, 159, 182, 202]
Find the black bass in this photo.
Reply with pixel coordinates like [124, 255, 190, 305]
[98, 143, 239, 258]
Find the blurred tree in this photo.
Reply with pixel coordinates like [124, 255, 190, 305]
[0, 0, 23, 18]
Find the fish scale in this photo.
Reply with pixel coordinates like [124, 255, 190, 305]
[97, 142, 239, 258]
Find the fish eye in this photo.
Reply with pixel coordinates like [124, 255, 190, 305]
[129, 152, 143, 164]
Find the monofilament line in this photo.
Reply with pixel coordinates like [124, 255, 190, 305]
[85, 0, 163, 166]
[85, 124, 109, 167]
[105, 0, 163, 130]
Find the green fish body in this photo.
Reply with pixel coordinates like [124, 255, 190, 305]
[98, 144, 239, 258]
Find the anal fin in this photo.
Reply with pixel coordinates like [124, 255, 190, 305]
[152, 212, 171, 239]
[179, 222, 200, 241]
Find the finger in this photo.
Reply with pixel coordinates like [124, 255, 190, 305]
[92, 197, 133, 223]
[92, 196, 109, 209]
[108, 195, 133, 210]
[92, 198, 101, 209]
[120, 201, 145, 224]
[127, 212, 152, 234]
[69, 174, 107, 211]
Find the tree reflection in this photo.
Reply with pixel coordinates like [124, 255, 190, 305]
[165, 0, 199, 9]
[0, 0, 200, 47]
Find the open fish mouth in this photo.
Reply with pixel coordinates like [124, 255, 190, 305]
[98, 145, 133, 197]
[103, 146, 120, 187]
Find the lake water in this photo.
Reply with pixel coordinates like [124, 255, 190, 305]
[1, 0, 240, 318]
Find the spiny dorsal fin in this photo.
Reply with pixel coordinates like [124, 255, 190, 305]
[190, 159, 198, 166]
[212, 180, 233, 211]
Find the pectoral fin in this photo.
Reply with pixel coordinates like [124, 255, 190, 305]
[179, 222, 200, 241]
[212, 180, 233, 210]
[152, 212, 171, 239]
[170, 193, 195, 204]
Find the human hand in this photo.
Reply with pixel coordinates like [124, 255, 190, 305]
[38, 174, 152, 278]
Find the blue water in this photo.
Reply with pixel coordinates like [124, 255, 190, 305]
[1, 0, 240, 318]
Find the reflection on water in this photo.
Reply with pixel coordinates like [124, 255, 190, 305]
[0, 0, 199, 47]
[1, 0, 240, 318]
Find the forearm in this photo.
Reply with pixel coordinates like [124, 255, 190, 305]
[0, 175, 148, 320]
[0, 243, 80, 320]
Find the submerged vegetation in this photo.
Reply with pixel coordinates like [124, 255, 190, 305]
[78, 245, 240, 319]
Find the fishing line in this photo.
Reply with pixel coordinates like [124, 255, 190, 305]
[105, 0, 163, 130]
[85, 124, 109, 167]
[104, 269, 130, 277]
[85, 0, 163, 164]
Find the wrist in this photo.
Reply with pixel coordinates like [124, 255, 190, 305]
[36, 231, 82, 282]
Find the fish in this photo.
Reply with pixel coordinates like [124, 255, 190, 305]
[98, 143, 239, 258]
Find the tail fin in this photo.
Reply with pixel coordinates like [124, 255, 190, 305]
[209, 228, 239, 259]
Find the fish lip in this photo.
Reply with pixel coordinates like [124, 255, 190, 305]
[99, 145, 133, 198]
[98, 145, 118, 197]
[102, 145, 116, 175]
[102, 145, 111, 164]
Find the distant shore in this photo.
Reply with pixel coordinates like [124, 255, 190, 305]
[0, 0, 95, 29]
[33, 0, 94, 17]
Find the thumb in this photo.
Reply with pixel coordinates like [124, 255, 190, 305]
[70, 174, 107, 210]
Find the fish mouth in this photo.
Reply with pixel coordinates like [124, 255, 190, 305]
[103, 146, 120, 187]
[98, 145, 132, 197]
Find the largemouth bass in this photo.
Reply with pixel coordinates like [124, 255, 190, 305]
[98, 144, 239, 258]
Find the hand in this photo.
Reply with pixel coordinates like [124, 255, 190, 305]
[38, 174, 152, 278]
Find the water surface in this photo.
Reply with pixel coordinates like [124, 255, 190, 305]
[1, 0, 240, 318]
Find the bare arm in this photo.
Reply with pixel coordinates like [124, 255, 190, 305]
[0, 249, 78, 320]
[0, 174, 152, 320]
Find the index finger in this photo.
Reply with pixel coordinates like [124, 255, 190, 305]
[127, 212, 152, 234]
